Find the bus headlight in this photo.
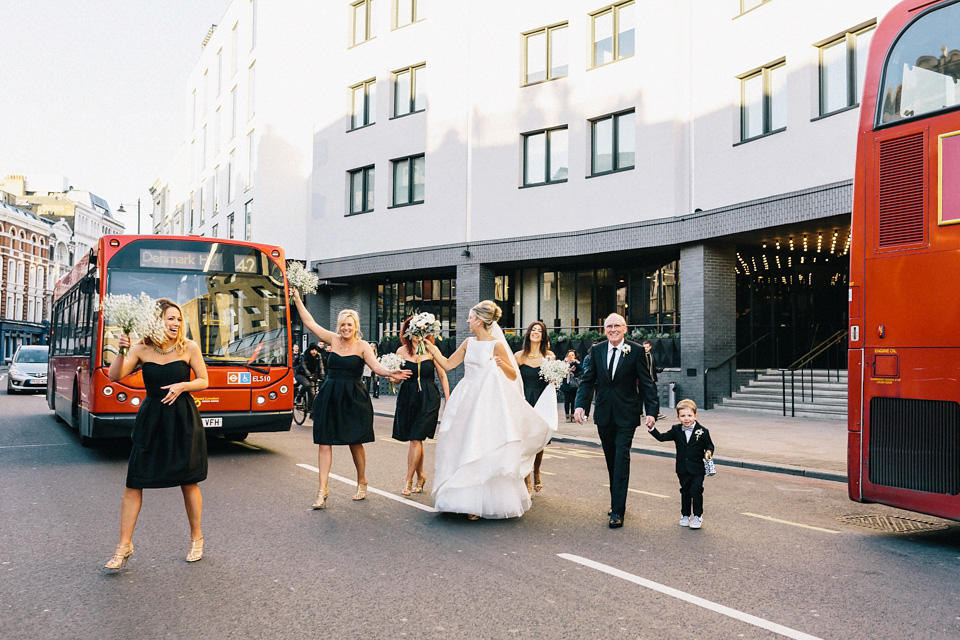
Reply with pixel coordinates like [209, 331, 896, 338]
[279, 385, 288, 394]
[103, 386, 114, 397]
[256, 395, 266, 405]
[116, 393, 127, 402]
[268, 391, 277, 400]
[131, 397, 141, 407]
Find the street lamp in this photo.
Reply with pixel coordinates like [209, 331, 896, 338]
[116, 198, 141, 234]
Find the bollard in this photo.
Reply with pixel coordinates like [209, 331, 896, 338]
[668, 381, 676, 408]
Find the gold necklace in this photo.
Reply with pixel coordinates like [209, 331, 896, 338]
[153, 343, 177, 355]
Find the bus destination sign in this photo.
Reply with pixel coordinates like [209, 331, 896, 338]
[140, 248, 225, 271]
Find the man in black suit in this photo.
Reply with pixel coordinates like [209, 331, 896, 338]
[574, 314, 659, 528]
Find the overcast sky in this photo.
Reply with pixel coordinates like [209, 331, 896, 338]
[0, 0, 232, 231]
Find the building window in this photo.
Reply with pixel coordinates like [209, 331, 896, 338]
[244, 200, 253, 240]
[250, 0, 257, 50]
[248, 63, 256, 121]
[591, 1, 634, 68]
[199, 184, 206, 224]
[201, 124, 208, 169]
[819, 25, 874, 117]
[212, 223, 219, 238]
[739, 0, 772, 14]
[189, 192, 195, 230]
[350, 79, 377, 130]
[591, 110, 634, 175]
[231, 22, 238, 76]
[392, 154, 425, 206]
[227, 152, 235, 203]
[217, 48, 223, 96]
[393, 64, 425, 117]
[395, 0, 421, 28]
[228, 213, 235, 239]
[352, 0, 374, 46]
[246, 130, 255, 188]
[202, 70, 208, 116]
[348, 165, 376, 215]
[739, 60, 786, 141]
[212, 168, 219, 215]
[231, 87, 238, 138]
[524, 23, 568, 85]
[523, 127, 568, 186]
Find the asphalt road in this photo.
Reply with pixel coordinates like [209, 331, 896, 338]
[2, 385, 959, 640]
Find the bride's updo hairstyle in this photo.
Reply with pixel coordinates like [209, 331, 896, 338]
[470, 300, 502, 329]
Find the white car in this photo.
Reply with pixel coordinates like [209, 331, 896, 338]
[6, 345, 49, 394]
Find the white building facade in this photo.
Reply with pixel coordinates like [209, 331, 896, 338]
[156, 0, 904, 403]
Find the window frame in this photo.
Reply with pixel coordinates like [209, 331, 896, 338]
[589, 0, 635, 69]
[393, 0, 421, 29]
[351, 0, 375, 47]
[349, 78, 377, 131]
[522, 22, 569, 86]
[589, 109, 636, 177]
[348, 165, 376, 216]
[390, 154, 425, 208]
[737, 59, 787, 144]
[392, 64, 426, 118]
[521, 126, 569, 187]
[815, 23, 876, 119]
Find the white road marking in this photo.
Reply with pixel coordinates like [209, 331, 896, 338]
[558, 554, 825, 640]
[0, 443, 70, 449]
[297, 463, 438, 512]
[741, 512, 841, 534]
[604, 484, 669, 498]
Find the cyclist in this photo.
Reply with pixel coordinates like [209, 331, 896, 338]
[295, 342, 324, 409]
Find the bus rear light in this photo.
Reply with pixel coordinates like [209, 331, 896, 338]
[103, 386, 114, 396]
[268, 391, 277, 400]
[271, 249, 281, 257]
[109, 238, 120, 247]
[116, 393, 127, 402]
[279, 385, 288, 394]
[131, 397, 141, 407]
[878, 325, 885, 338]
[256, 395, 266, 405]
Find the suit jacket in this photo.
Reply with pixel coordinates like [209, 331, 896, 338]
[649, 421, 715, 475]
[574, 339, 659, 428]
[644, 351, 659, 382]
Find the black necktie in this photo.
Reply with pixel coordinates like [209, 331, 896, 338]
[608, 347, 618, 377]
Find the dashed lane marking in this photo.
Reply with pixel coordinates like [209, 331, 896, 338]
[558, 554, 825, 640]
[741, 512, 841, 534]
[297, 463, 439, 513]
[604, 484, 669, 499]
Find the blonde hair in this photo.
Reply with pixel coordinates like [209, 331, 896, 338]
[470, 300, 502, 329]
[337, 309, 363, 340]
[676, 398, 698, 415]
[142, 298, 187, 353]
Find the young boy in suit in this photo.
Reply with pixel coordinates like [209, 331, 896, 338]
[647, 399, 714, 529]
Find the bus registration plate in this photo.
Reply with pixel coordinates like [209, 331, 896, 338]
[202, 417, 223, 428]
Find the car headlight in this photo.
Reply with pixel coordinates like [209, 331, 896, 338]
[9, 366, 22, 376]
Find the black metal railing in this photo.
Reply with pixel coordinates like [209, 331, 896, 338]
[780, 328, 847, 417]
[703, 333, 772, 409]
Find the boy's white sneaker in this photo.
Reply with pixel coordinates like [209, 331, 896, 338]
[689, 516, 703, 529]
[679, 516, 690, 527]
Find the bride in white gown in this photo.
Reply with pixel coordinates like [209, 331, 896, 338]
[424, 300, 556, 519]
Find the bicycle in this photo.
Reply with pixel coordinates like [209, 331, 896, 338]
[293, 376, 319, 425]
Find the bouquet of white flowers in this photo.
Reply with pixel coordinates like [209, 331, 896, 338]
[538, 359, 571, 387]
[98, 293, 166, 356]
[286, 261, 319, 297]
[404, 312, 442, 355]
[377, 353, 405, 394]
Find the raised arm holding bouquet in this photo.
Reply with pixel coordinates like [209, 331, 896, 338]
[290, 289, 410, 509]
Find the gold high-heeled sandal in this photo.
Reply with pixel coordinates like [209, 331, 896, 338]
[467, 514, 481, 520]
[524, 475, 533, 498]
[353, 483, 367, 501]
[533, 471, 543, 493]
[402, 481, 413, 496]
[186, 537, 204, 563]
[312, 487, 330, 509]
[105, 543, 133, 570]
[413, 474, 426, 493]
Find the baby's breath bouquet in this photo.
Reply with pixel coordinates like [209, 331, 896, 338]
[377, 353, 405, 394]
[98, 293, 165, 356]
[404, 312, 442, 355]
[286, 261, 319, 297]
[538, 359, 571, 387]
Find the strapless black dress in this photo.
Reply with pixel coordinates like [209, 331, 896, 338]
[519, 364, 548, 408]
[392, 359, 441, 441]
[126, 360, 208, 489]
[313, 353, 374, 445]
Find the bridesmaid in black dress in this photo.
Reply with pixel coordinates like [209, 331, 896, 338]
[104, 299, 209, 570]
[514, 321, 555, 496]
[392, 316, 450, 496]
[291, 291, 410, 509]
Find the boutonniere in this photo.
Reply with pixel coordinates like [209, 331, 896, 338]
[694, 428, 703, 441]
[622, 344, 631, 355]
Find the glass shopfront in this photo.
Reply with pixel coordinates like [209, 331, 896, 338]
[377, 278, 456, 338]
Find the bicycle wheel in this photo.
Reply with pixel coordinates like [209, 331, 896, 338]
[293, 389, 307, 425]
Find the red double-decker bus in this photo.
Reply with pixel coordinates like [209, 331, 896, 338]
[48, 235, 294, 446]
[849, 0, 960, 519]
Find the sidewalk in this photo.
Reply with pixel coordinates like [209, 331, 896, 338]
[370, 395, 847, 483]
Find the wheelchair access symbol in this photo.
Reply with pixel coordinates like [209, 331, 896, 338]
[227, 371, 252, 385]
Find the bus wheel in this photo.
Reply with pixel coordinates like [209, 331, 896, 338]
[227, 432, 249, 442]
[79, 435, 94, 448]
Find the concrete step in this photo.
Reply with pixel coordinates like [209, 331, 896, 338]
[739, 384, 848, 397]
[730, 391, 847, 405]
[711, 403, 847, 421]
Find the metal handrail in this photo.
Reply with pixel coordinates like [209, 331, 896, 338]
[779, 328, 847, 417]
[703, 333, 772, 408]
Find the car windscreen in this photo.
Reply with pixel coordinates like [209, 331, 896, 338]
[14, 349, 48, 364]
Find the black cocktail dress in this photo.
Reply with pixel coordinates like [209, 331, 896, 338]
[392, 358, 441, 441]
[127, 360, 208, 489]
[519, 364, 548, 408]
[313, 353, 375, 445]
